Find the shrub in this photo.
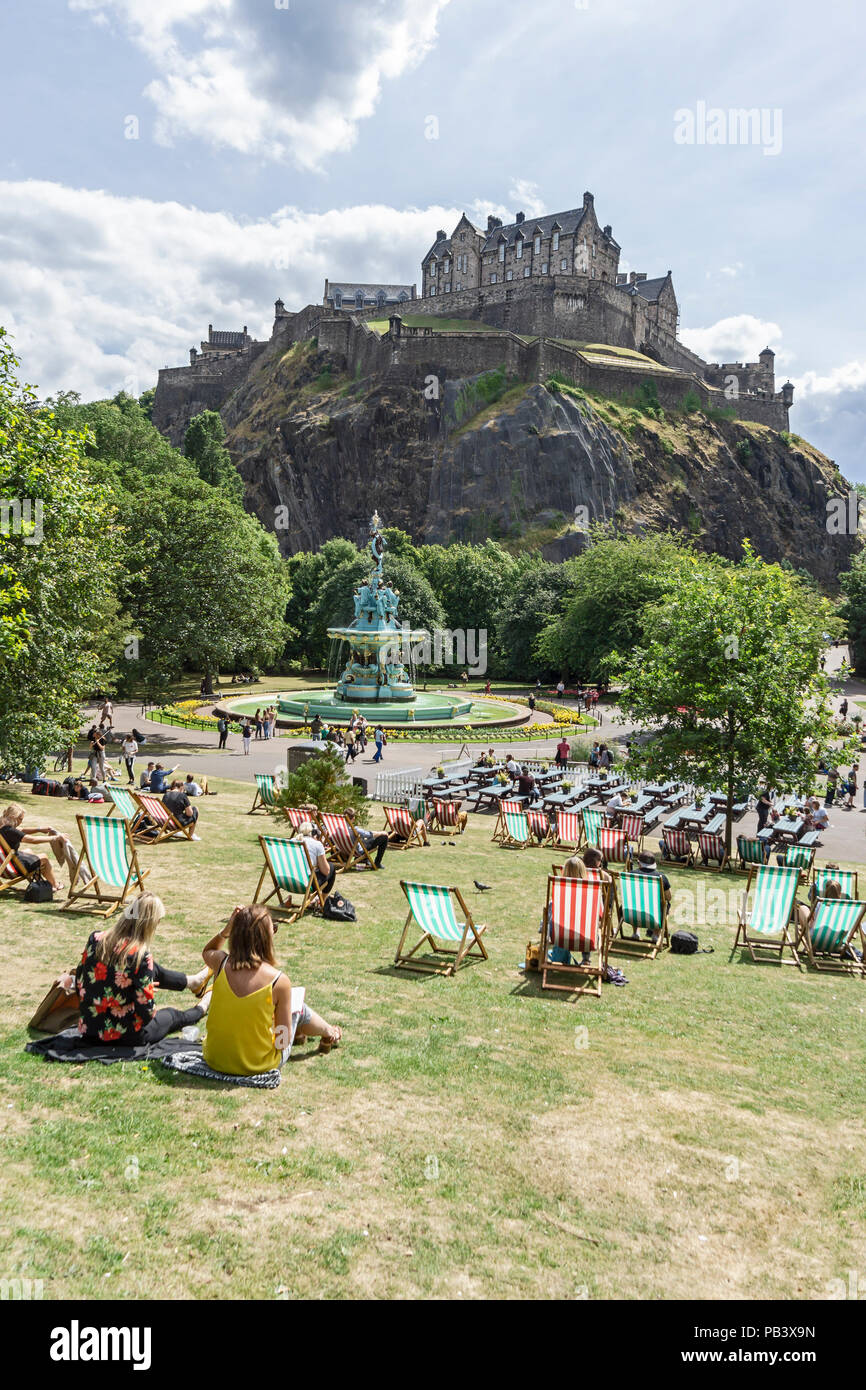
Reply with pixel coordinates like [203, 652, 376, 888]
[681, 389, 702, 414]
[272, 747, 368, 824]
[736, 438, 752, 463]
[660, 438, 675, 456]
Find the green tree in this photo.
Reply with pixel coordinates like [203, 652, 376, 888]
[839, 550, 866, 673]
[284, 539, 361, 665]
[313, 553, 444, 671]
[273, 747, 368, 823]
[497, 558, 576, 679]
[183, 410, 243, 502]
[612, 545, 844, 856]
[535, 531, 689, 682]
[0, 331, 119, 768]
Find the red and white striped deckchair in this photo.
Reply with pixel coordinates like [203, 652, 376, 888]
[541, 873, 610, 997]
[554, 810, 582, 851]
[661, 827, 694, 866]
[698, 830, 729, 871]
[620, 812, 645, 854]
[430, 799, 466, 836]
[282, 805, 318, 837]
[383, 804, 426, 850]
[527, 809, 553, 846]
[599, 827, 630, 867]
[319, 812, 376, 871]
[0, 830, 42, 895]
[132, 792, 197, 844]
[492, 798, 522, 844]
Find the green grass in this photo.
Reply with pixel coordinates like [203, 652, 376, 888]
[3, 781, 866, 1299]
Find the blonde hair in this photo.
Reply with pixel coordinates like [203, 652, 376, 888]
[0, 805, 24, 827]
[97, 892, 165, 966]
[563, 854, 586, 878]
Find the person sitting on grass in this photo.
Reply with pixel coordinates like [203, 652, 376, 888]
[201, 905, 341, 1075]
[139, 762, 156, 789]
[0, 805, 70, 889]
[343, 807, 389, 868]
[58, 893, 211, 1046]
[148, 763, 178, 795]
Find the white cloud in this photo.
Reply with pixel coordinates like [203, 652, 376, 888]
[0, 179, 462, 399]
[507, 180, 547, 220]
[679, 313, 781, 364]
[793, 360, 866, 399]
[69, 0, 451, 168]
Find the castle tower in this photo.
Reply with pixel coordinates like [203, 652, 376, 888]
[758, 346, 776, 393]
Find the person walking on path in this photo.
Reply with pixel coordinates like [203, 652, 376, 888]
[845, 764, 858, 809]
[121, 734, 138, 786]
[217, 716, 228, 750]
[98, 697, 113, 731]
[241, 719, 252, 756]
[373, 725, 386, 763]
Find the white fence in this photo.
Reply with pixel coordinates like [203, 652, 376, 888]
[374, 766, 423, 802]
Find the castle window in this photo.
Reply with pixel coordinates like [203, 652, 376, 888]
[552, 230, 560, 250]
[541, 262, 548, 274]
[498, 242, 505, 262]
[456, 283, 462, 291]
[561, 259, 568, 271]
[534, 235, 541, 254]
[445, 282, 451, 293]
[430, 286, 436, 296]
[459, 233, 465, 241]
[523, 266, 530, 277]
[592, 244, 596, 257]
[516, 238, 523, 259]
[355, 290, 364, 307]
[506, 270, 513, 281]
[334, 291, 342, 308]
[490, 273, 497, 284]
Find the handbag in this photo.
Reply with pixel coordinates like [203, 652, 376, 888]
[323, 891, 357, 922]
[24, 876, 54, 903]
[670, 930, 713, 955]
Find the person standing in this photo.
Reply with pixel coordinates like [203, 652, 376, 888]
[89, 726, 107, 781]
[121, 733, 138, 786]
[556, 680, 565, 700]
[555, 735, 570, 768]
[241, 719, 252, 756]
[373, 725, 386, 763]
[756, 787, 773, 832]
[310, 715, 323, 743]
[357, 715, 367, 752]
[98, 697, 113, 731]
[840, 698, 849, 721]
[217, 716, 228, 750]
[528, 693, 536, 713]
[253, 709, 263, 741]
[845, 764, 858, 809]
[345, 729, 357, 763]
[825, 765, 839, 807]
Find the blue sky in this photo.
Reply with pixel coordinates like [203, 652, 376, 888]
[1, 0, 863, 477]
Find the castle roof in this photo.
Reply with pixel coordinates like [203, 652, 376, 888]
[327, 282, 414, 298]
[619, 275, 670, 303]
[208, 329, 248, 347]
[480, 207, 589, 253]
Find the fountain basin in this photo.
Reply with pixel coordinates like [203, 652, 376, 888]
[220, 690, 529, 727]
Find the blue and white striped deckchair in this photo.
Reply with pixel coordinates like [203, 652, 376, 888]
[254, 836, 324, 921]
[395, 881, 488, 975]
[733, 864, 801, 968]
[63, 814, 149, 917]
[799, 897, 866, 974]
[249, 773, 277, 815]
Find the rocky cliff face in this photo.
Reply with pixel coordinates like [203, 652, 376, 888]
[159, 337, 853, 584]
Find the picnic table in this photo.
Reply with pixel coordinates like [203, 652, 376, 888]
[760, 817, 804, 845]
[541, 789, 587, 812]
[677, 803, 714, 830]
[467, 782, 522, 812]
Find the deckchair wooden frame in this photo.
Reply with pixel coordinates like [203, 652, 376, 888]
[581, 807, 604, 850]
[697, 830, 730, 872]
[281, 804, 319, 837]
[253, 835, 326, 922]
[382, 804, 426, 851]
[499, 808, 530, 850]
[491, 798, 522, 844]
[811, 867, 859, 900]
[553, 810, 582, 852]
[249, 772, 277, 815]
[62, 814, 149, 918]
[318, 812, 377, 872]
[795, 896, 866, 975]
[781, 842, 816, 884]
[0, 830, 42, 896]
[661, 828, 695, 867]
[610, 870, 669, 960]
[540, 873, 611, 998]
[132, 792, 197, 844]
[598, 826, 631, 868]
[732, 864, 802, 969]
[429, 798, 466, 836]
[394, 881, 487, 976]
[736, 835, 768, 873]
[619, 812, 645, 855]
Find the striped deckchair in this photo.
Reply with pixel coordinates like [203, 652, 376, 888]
[737, 836, 768, 872]
[132, 792, 197, 844]
[554, 809, 582, 851]
[0, 830, 42, 896]
[394, 881, 487, 976]
[581, 807, 604, 849]
[500, 809, 530, 849]
[63, 814, 149, 917]
[492, 798, 522, 844]
[541, 874, 610, 997]
[661, 828, 694, 866]
[249, 773, 277, 814]
[781, 842, 815, 882]
[733, 864, 801, 968]
[383, 804, 426, 850]
[611, 871, 669, 959]
[282, 805, 318, 837]
[319, 812, 376, 871]
[106, 786, 140, 822]
[620, 812, 645, 854]
[253, 835, 325, 921]
[599, 827, 630, 867]
[698, 830, 729, 872]
[812, 867, 858, 900]
[798, 897, 866, 974]
[527, 809, 553, 846]
[430, 799, 466, 836]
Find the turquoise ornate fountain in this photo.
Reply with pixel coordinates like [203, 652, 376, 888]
[326, 513, 428, 704]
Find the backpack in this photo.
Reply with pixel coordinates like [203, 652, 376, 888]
[671, 930, 714, 955]
[323, 891, 357, 922]
[24, 876, 54, 903]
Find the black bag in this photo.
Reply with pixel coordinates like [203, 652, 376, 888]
[671, 930, 713, 955]
[23, 876, 54, 903]
[323, 891, 356, 922]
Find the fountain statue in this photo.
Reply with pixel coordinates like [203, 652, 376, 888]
[326, 513, 429, 704]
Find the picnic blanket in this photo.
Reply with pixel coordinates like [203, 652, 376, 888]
[25, 1029, 194, 1065]
[159, 1051, 282, 1089]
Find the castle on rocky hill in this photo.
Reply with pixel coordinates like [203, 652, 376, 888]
[153, 191, 794, 444]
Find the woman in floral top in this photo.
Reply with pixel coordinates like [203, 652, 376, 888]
[70, 893, 211, 1045]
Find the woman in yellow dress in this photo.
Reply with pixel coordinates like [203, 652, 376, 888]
[202, 905, 341, 1075]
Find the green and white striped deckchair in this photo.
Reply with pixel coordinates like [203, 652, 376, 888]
[737, 836, 768, 871]
[395, 881, 488, 976]
[733, 864, 801, 968]
[254, 835, 324, 921]
[799, 897, 866, 973]
[812, 867, 858, 900]
[63, 814, 149, 917]
[249, 773, 277, 815]
[581, 807, 604, 848]
[611, 871, 669, 959]
[783, 842, 815, 880]
[500, 810, 530, 849]
[106, 786, 139, 821]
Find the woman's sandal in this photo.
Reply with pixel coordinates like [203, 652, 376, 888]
[318, 1026, 342, 1054]
[189, 966, 214, 999]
